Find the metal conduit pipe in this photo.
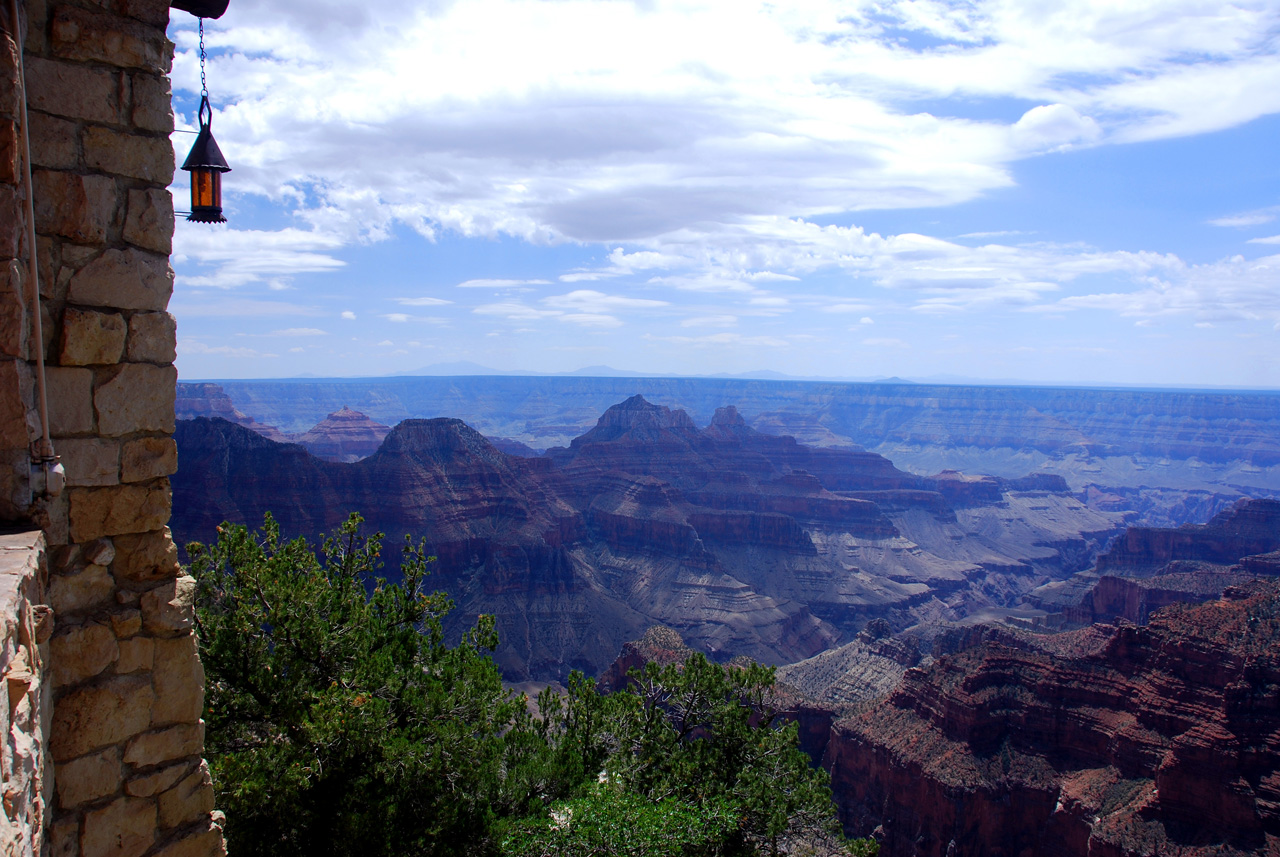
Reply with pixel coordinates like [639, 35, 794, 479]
[6, 0, 64, 499]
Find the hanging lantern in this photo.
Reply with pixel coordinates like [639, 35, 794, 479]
[181, 20, 230, 223]
[182, 96, 230, 222]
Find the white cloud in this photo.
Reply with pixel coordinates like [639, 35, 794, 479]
[1045, 253, 1280, 326]
[1010, 104, 1101, 153]
[681, 315, 738, 328]
[384, 313, 411, 322]
[862, 337, 907, 348]
[396, 297, 453, 306]
[179, 339, 278, 358]
[1210, 211, 1277, 227]
[270, 327, 328, 336]
[1248, 235, 1280, 245]
[473, 302, 561, 320]
[176, 0, 1280, 263]
[543, 290, 669, 312]
[457, 278, 552, 289]
[172, 298, 325, 318]
[341, 310, 357, 319]
[173, 226, 345, 288]
[559, 313, 623, 328]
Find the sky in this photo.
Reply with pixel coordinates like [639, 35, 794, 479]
[166, 0, 1280, 387]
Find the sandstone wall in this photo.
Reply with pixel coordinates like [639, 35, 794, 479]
[0, 532, 51, 857]
[1, 0, 223, 854]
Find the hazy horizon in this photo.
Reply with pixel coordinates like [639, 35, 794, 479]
[166, 1, 1280, 388]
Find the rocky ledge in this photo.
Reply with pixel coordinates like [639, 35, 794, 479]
[826, 580, 1280, 856]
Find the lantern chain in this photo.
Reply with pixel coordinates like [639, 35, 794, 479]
[198, 18, 208, 101]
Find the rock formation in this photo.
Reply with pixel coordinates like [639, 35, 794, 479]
[825, 579, 1280, 856]
[175, 382, 289, 442]
[173, 396, 1129, 680]
[1028, 499, 1280, 626]
[293, 406, 390, 462]
[174, 376, 1280, 527]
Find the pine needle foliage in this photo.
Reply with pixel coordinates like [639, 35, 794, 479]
[190, 515, 878, 857]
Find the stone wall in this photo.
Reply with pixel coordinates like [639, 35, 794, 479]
[1, 0, 223, 854]
[0, 532, 51, 857]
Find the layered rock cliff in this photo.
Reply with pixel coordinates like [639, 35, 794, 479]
[294, 406, 391, 462]
[173, 397, 1128, 679]
[176, 376, 1280, 511]
[825, 580, 1280, 856]
[1028, 499, 1280, 625]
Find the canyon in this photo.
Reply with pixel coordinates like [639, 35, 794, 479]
[172, 395, 1125, 680]
[825, 576, 1280, 857]
[171, 380, 1280, 855]
[610, 498, 1280, 856]
[176, 376, 1280, 529]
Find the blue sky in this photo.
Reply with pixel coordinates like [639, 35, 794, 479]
[166, 0, 1280, 387]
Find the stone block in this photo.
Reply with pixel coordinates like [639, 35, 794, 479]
[57, 437, 120, 487]
[21, 0, 48, 54]
[124, 190, 174, 255]
[152, 634, 203, 725]
[56, 747, 120, 808]
[0, 184, 19, 258]
[60, 308, 127, 366]
[0, 260, 28, 359]
[49, 814, 78, 857]
[52, 6, 169, 71]
[24, 56, 119, 125]
[125, 311, 176, 363]
[28, 112, 78, 170]
[158, 762, 215, 829]
[130, 72, 174, 133]
[141, 575, 194, 635]
[121, 0, 173, 27]
[0, 36, 17, 116]
[51, 621, 119, 687]
[46, 365, 94, 435]
[68, 248, 173, 312]
[39, 236, 58, 301]
[116, 635, 152, 672]
[85, 538, 117, 566]
[69, 484, 170, 542]
[33, 171, 115, 244]
[83, 796, 156, 857]
[0, 359, 35, 447]
[112, 529, 179, 583]
[48, 563, 114, 617]
[84, 125, 173, 185]
[122, 721, 203, 768]
[150, 826, 226, 857]
[95, 363, 177, 436]
[50, 675, 154, 762]
[125, 761, 188, 798]
[121, 437, 177, 482]
[0, 119, 17, 185]
[110, 608, 143, 638]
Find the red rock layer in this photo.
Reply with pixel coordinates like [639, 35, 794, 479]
[826, 581, 1280, 856]
[1098, 499, 1280, 574]
[294, 406, 391, 462]
[174, 381, 290, 442]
